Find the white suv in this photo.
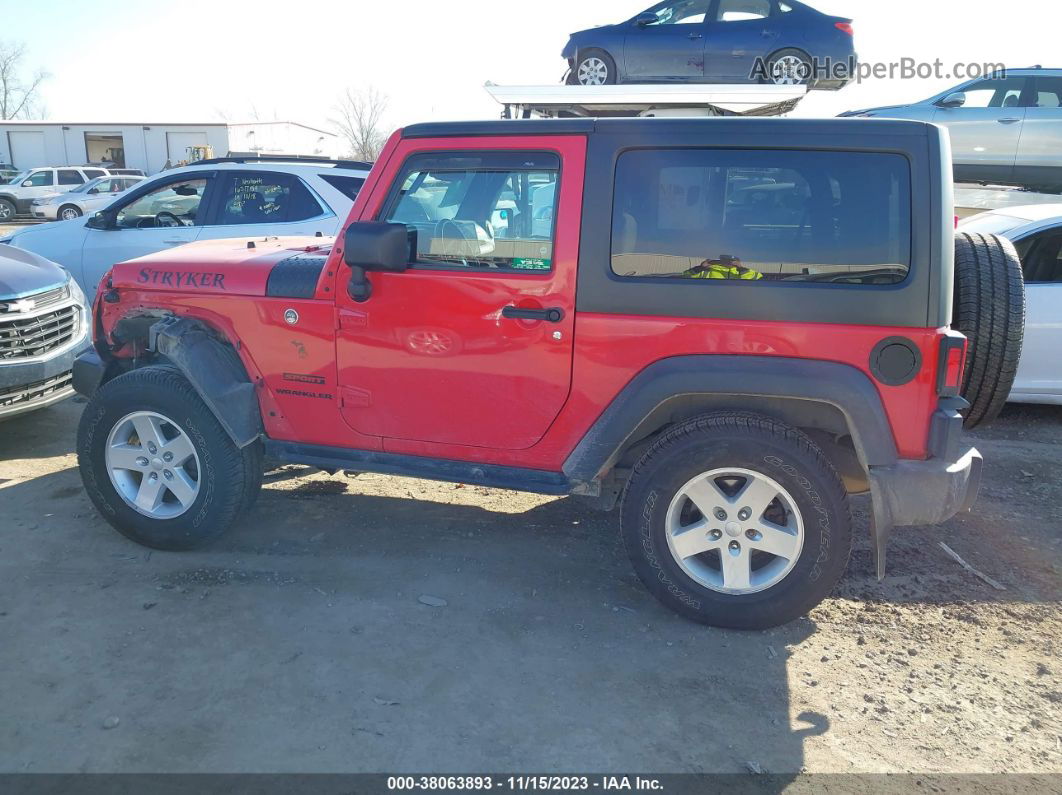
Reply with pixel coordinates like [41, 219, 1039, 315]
[0, 166, 111, 220]
[1, 157, 371, 300]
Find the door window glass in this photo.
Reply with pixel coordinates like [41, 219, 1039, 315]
[58, 170, 85, 186]
[83, 169, 108, 179]
[23, 171, 54, 187]
[611, 148, 911, 284]
[1017, 232, 1062, 283]
[115, 178, 207, 229]
[958, 77, 1028, 108]
[643, 1, 711, 25]
[382, 151, 560, 271]
[216, 173, 323, 225]
[1033, 77, 1062, 108]
[716, 0, 770, 21]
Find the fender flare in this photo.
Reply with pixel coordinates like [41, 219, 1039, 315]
[562, 355, 900, 484]
[149, 316, 262, 448]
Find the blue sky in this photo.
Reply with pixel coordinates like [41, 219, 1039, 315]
[1, 0, 1056, 133]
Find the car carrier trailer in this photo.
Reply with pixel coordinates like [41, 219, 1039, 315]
[484, 83, 807, 119]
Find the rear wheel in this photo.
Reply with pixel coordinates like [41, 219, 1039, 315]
[567, 49, 617, 86]
[77, 365, 261, 550]
[59, 204, 82, 220]
[952, 232, 1025, 428]
[766, 49, 813, 85]
[620, 412, 851, 629]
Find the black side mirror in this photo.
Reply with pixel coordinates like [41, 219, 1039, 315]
[634, 12, 656, 26]
[342, 221, 413, 302]
[86, 210, 114, 230]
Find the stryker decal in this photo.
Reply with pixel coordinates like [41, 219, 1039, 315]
[137, 268, 226, 290]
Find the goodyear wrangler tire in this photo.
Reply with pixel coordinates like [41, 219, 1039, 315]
[77, 365, 260, 550]
[952, 232, 1025, 428]
[620, 412, 851, 629]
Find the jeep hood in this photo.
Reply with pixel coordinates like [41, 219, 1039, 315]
[108, 236, 334, 297]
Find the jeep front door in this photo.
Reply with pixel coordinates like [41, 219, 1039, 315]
[335, 139, 585, 451]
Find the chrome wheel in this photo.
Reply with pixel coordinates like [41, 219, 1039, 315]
[105, 410, 201, 519]
[577, 57, 609, 86]
[60, 206, 81, 220]
[665, 467, 804, 595]
[771, 54, 810, 85]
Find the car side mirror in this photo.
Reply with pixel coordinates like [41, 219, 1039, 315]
[86, 210, 115, 230]
[22, 180, 33, 187]
[937, 92, 966, 109]
[342, 221, 413, 302]
[634, 12, 656, 26]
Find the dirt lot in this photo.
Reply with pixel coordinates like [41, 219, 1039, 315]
[0, 398, 1059, 775]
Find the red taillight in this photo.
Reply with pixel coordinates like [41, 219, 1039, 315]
[937, 333, 967, 397]
[835, 21, 854, 35]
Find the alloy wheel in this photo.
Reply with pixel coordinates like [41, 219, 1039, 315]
[105, 410, 201, 519]
[664, 467, 804, 594]
[577, 57, 609, 86]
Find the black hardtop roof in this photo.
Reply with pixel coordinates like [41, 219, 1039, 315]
[401, 117, 935, 139]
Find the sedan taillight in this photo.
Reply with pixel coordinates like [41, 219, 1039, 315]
[835, 21, 854, 35]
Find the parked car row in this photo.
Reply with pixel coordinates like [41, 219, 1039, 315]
[32, 175, 146, 221]
[1, 156, 371, 302]
[0, 162, 146, 219]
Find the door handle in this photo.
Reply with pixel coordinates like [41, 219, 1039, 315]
[761, 29, 778, 37]
[688, 32, 703, 39]
[998, 117, 1022, 124]
[502, 306, 565, 323]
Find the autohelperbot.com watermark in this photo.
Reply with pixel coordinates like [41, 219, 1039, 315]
[751, 56, 1007, 85]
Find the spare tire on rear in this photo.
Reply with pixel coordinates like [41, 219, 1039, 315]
[952, 232, 1025, 428]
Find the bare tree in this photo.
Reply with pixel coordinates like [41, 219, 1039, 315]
[0, 40, 49, 120]
[332, 87, 389, 161]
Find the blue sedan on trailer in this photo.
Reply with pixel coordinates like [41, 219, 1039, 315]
[562, 0, 855, 89]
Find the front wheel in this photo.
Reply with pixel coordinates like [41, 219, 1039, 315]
[0, 198, 15, 221]
[620, 412, 851, 629]
[566, 50, 617, 86]
[59, 204, 83, 221]
[77, 365, 262, 550]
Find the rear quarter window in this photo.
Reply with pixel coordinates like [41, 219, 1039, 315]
[611, 148, 912, 285]
[319, 173, 366, 201]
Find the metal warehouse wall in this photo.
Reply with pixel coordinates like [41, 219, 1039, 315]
[0, 124, 231, 174]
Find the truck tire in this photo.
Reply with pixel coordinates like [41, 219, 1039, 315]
[566, 49, 617, 86]
[952, 232, 1025, 428]
[77, 365, 262, 550]
[620, 412, 851, 630]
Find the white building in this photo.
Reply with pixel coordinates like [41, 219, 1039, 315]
[0, 120, 342, 174]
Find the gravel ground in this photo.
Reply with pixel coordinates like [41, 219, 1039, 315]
[0, 398, 1059, 775]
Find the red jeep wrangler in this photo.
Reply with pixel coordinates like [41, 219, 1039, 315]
[72, 118, 1023, 629]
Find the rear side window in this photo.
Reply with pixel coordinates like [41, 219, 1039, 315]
[83, 169, 107, 179]
[611, 149, 911, 285]
[319, 173, 366, 201]
[58, 170, 84, 185]
[216, 173, 323, 225]
[381, 151, 560, 271]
